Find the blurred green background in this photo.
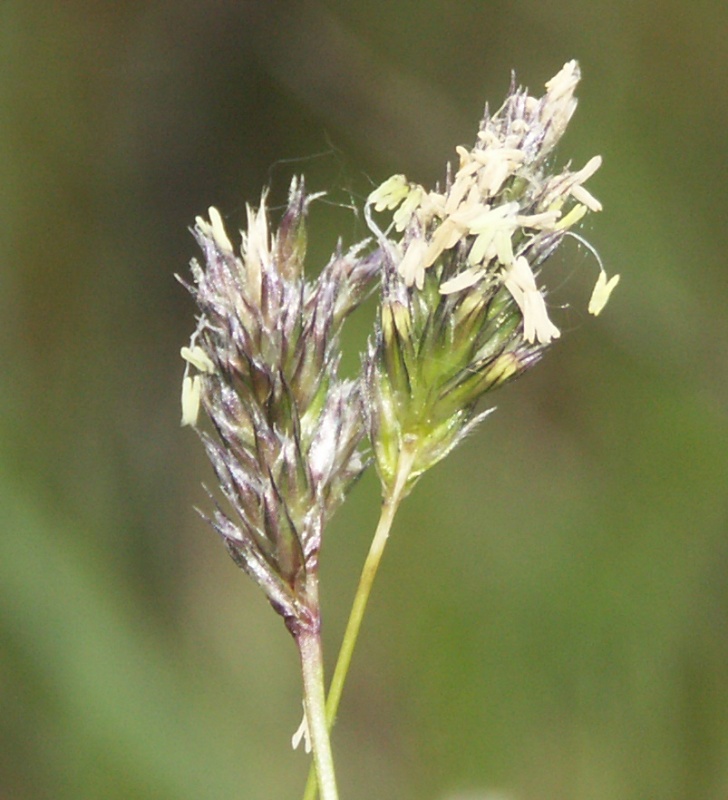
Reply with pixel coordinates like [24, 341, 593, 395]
[2, 2, 727, 799]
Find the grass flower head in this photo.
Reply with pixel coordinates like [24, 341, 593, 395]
[365, 60, 618, 494]
[181, 179, 378, 636]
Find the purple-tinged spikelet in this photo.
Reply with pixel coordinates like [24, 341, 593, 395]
[181, 179, 379, 635]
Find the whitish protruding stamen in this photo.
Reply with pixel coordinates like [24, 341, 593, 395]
[399, 239, 429, 289]
[393, 185, 426, 232]
[569, 155, 603, 212]
[195, 207, 234, 253]
[243, 203, 269, 308]
[440, 266, 486, 294]
[180, 345, 215, 373]
[554, 203, 588, 231]
[541, 60, 581, 150]
[588, 271, 621, 316]
[181, 374, 203, 427]
[368, 174, 410, 213]
[503, 256, 561, 344]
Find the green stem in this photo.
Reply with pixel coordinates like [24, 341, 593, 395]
[297, 626, 340, 800]
[301, 447, 415, 800]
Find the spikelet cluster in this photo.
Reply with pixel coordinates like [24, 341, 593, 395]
[180, 179, 378, 635]
[364, 61, 618, 493]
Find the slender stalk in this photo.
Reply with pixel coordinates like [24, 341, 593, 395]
[301, 447, 416, 800]
[297, 626, 340, 800]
